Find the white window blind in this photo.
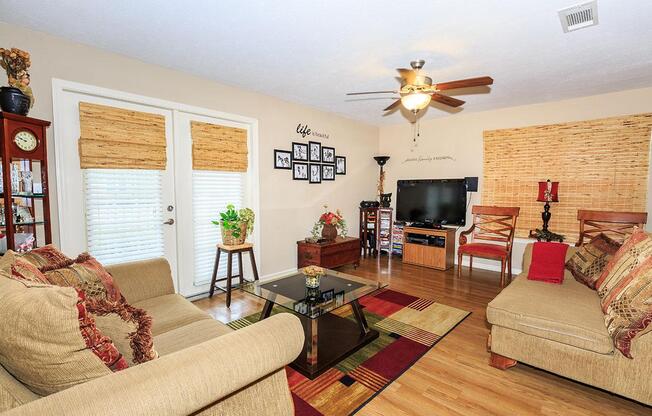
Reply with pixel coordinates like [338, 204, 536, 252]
[192, 171, 245, 286]
[84, 169, 165, 265]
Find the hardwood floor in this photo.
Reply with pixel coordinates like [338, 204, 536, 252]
[194, 256, 652, 416]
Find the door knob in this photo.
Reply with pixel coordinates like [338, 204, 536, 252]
[163, 218, 175, 225]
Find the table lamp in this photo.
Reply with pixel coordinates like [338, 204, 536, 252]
[537, 179, 559, 232]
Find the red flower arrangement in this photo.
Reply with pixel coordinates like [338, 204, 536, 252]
[311, 205, 348, 240]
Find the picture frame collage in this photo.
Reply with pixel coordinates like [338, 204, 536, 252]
[274, 141, 346, 183]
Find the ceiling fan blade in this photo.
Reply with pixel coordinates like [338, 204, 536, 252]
[431, 93, 465, 107]
[383, 99, 402, 111]
[397, 68, 416, 84]
[435, 76, 494, 91]
[346, 90, 397, 95]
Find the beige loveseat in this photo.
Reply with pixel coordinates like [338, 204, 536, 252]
[487, 243, 652, 405]
[0, 258, 304, 415]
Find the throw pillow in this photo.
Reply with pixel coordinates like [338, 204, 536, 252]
[40, 253, 122, 302]
[596, 228, 652, 312]
[566, 233, 622, 289]
[603, 255, 652, 358]
[527, 242, 569, 284]
[20, 244, 72, 268]
[86, 297, 158, 366]
[0, 274, 127, 396]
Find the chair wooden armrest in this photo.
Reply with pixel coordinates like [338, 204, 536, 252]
[459, 224, 475, 245]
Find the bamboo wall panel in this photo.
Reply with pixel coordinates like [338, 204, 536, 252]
[483, 113, 652, 239]
[191, 121, 248, 172]
[78, 102, 167, 169]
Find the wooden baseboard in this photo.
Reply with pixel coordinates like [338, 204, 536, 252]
[489, 352, 518, 370]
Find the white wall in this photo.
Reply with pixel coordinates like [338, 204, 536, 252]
[379, 86, 652, 273]
[0, 22, 379, 277]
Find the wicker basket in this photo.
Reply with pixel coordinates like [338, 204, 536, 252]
[220, 222, 247, 246]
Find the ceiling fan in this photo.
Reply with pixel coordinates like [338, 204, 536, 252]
[346, 60, 493, 114]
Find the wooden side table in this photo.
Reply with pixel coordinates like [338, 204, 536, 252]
[297, 237, 361, 269]
[209, 243, 260, 308]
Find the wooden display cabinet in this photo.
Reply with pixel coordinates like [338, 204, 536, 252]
[0, 112, 52, 252]
[402, 226, 456, 270]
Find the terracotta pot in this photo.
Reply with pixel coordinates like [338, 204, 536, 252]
[321, 223, 338, 241]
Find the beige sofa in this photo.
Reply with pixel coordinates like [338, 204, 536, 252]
[487, 243, 652, 405]
[0, 258, 304, 415]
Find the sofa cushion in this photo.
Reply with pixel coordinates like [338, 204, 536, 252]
[153, 319, 233, 356]
[566, 233, 621, 289]
[487, 273, 613, 354]
[0, 364, 39, 412]
[133, 294, 212, 336]
[0, 275, 127, 396]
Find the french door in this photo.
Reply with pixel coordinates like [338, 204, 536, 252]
[173, 111, 254, 297]
[55, 91, 179, 281]
[53, 80, 257, 297]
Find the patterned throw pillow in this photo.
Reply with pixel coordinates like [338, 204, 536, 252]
[566, 233, 621, 289]
[86, 297, 157, 366]
[40, 253, 122, 302]
[20, 244, 72, 268]
[0, 274, 127, 395]
[603, 255, 652, 358]
[596, 228, 652, 311]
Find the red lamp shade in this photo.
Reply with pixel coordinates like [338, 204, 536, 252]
[537, 180, 559, 202]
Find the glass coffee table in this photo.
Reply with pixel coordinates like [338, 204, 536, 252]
[242, 269, 387, 379]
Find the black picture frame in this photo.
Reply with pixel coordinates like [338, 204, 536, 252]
[309, 141, 321, 163]
[292, 162, 308, 180]
[335, 156, 346, 175]
[322, 146, 335, 163]
[292, 142, 308, 161]
[309, 163, 321, 184]
[322, 164, 335, 180]
[274, 149, 292, 169]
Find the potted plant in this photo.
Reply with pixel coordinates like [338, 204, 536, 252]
[311, 205, 347, 242]
[212, 204, 255, 246]
[0, 48, 34, 115]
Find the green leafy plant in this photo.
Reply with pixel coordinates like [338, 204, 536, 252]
[212, 204, 255, 239]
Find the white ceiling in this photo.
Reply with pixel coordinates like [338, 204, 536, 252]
[1, 0, 652, 125]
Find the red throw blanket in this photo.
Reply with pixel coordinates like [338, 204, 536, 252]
[527, 242, 569, 284]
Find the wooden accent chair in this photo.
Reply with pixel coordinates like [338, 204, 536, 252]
[458, 206, 520, 287]
[576, 210, 648, 246]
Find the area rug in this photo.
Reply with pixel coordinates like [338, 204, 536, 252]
[227, 288, 470, 416]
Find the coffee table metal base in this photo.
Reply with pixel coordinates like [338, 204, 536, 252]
[260, 299, 379, 379]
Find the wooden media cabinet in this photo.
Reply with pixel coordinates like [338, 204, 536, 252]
[402, 226, 456, 270]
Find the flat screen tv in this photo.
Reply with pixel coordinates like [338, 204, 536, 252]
[396, 179, 467, 225]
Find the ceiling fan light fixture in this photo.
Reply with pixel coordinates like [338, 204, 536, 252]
[401, 92, 431, 112]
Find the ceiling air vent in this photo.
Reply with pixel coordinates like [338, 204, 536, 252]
[558, 1, 599, 33]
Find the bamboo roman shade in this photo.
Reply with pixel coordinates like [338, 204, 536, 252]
[78, 102, 167, 169]
[483, 113, 652, 239]
[191, 121, 248, 172]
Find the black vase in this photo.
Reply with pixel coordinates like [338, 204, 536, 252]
[0, 87, 30, 116]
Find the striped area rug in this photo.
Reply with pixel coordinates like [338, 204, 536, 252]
[227, 289, 469, 416]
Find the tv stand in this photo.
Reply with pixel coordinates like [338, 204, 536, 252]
[402, 226, 456, 270]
